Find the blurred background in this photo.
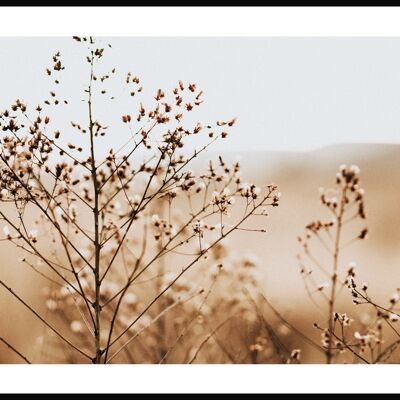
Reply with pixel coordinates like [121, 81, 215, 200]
[2, 143, 400, 363]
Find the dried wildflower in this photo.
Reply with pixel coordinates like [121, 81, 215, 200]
[334, 312, 353, 327]
[45, 299, 58, 311]
[2, 226, 11, 239]
[192, 219, 205, 236]
[390, 292, 399, 305]
[297, 165, 367, 364]
[124, 293, 138, 306]
[0, 36, 281, 365]
[317, 282, 329, 291]
[122, 115, 131, 123]
[70, 320, 83, 333]
[288, 349, 301, 363]
[0, 188, 8, 199]
[212, 188, 235, 214]
[390, 313, 399, 323]
[28, 229, 38, 243]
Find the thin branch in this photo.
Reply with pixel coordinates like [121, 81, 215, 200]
[0, 336, 31, 364]
[188, 318, 231, 364]
[0, 279, 91, 360]
[260, 293, 325, 354]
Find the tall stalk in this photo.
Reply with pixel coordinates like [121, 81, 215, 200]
[327, 186, 347, 364]
[297, 165, 367, 365]
[87, 49, 102, 364]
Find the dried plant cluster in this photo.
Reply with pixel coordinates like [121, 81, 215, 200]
[296, 165, 367, 363]
[0, 37, 281, 364]
[1, 37, 399, 365]
[293, 165, 400, 364]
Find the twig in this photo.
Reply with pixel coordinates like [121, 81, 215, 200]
[188, 317, 231, 364]
[0, 279, 91, 360]
[0, 336, 31, 364]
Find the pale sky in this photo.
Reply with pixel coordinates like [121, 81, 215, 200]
[1, 37, 400, 152]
